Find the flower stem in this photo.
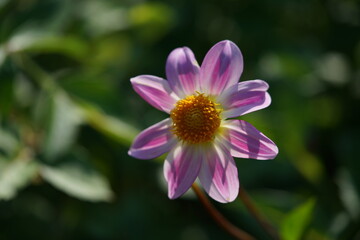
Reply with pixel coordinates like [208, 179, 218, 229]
[238, 188, 280, 240]
[191, 183, 255, 240]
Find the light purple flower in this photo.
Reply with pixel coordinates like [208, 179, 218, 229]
[129, 40, 278, 203]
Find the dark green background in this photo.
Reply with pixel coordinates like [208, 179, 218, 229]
[0, 0, 360, 239]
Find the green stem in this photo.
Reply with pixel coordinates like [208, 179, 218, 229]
[10, 53, 57, 92]
[192, 183, 255, 240]
[238, 188, 280, 240]
[11, 53, 138, 146]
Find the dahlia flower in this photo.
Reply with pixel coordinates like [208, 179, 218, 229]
[129, 40, 278, 203]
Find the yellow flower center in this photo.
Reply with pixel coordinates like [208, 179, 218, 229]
[170, 93, 222, 144]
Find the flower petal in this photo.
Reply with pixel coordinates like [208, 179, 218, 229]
[166, 47, 200, 98]
[218, 80, 271, 118]
[222, 120, 278, 160]
[200, 40, 243, 95]
[128, 118, 177, 159]
[164, 143, 203, 199]
[131, 75, 178, 113]
[198, 143, 239, 203]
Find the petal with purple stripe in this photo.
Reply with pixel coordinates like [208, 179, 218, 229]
[166, 47, 200, 98]
[198, 143, 239, 203]
[131, 75, 178, 113]
[164, 143, 203, 199]
[218, 80, 271, 118]
[222, 120, 278, 160]
[128, 118, 177, 159]
[200, 40, 243, 95]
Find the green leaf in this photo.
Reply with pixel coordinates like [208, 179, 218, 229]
[0, 48, 5, 67]
[0, 0, 10, 9]
[0, 65, 15, 115]
[24, 36, 89, 61]
[59, 71, 119, 107]
[129, 3, 174, 42]
[280, 198, 316, 240]
[14, 74, 36, 107]
[337, 169, 360, 219]
[6, 28, 54, 53]
[80, 1, 129, 36]
[0, 128, 19, 157]
[40, 160, 114, 202]
[43, 92, 83, 160]
[0, 152, 38, 200]
[78, 101, 138, 146]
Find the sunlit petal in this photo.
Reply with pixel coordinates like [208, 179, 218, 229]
[198, 143, 239, 203]
[218, 80, 271, 118]
[131, 75, 178, 113]
[128, 118, 177, 159]
[164, 143, 203, 199]
[200, 40, 243, 95]
[166, 47, 201, 98]
[222, 120, 278, 160]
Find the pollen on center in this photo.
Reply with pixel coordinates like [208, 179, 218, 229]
[170, 93, 222, 144]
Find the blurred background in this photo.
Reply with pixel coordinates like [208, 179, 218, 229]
[0, 0, 360, 239]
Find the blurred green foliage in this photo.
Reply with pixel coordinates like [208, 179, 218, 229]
[0, 0, 360, 239]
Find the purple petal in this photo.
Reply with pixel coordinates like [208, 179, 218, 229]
[166, 47, 201, 98]
[218, 80, 271, 118]
[164, 143, 203, 199]
[198, 144, 239, 203]
[128, 118, 177, 159]
[222, 120, 278, 160]
[131, 75, 179, 113]
[200, 40, 243, 95]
